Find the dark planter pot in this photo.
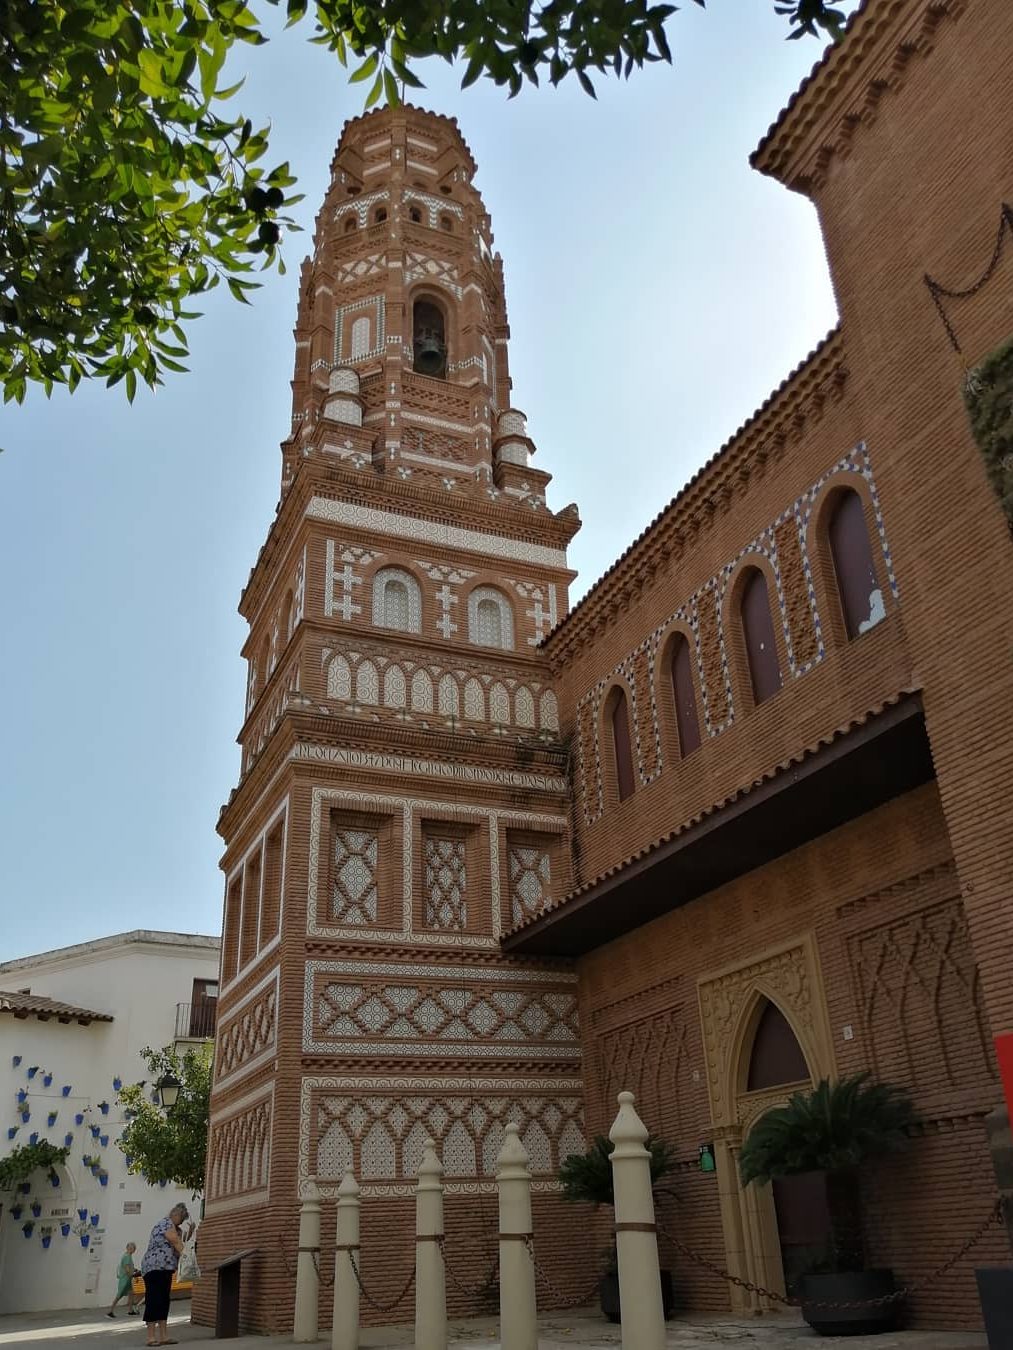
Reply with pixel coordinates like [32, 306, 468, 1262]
[975, 1267, 1013, 1350]
[798, 1269, 900, 1337]
[598, 1270, 675, 1324]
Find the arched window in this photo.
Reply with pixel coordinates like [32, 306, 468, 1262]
[607, 687, 636, 802]
[350, 315, 371, 360]
[343, 217, 357, 234]
[467, 586, 514, 650]
[409, 206, 422, 224]
[371, 568, 422, 633]
[740, 569, 782, 705]
[374, 207, 387, 223]
[747, 1000, 809, 1090]
[281, 589, 294, 642]
[668, 633, 700, 756]
[827, 489, 884, 639]
[440, 215, 453, 233]
[412, 298, 447, 378]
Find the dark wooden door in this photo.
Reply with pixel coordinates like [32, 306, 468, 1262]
[771, 1170, 832, 1295]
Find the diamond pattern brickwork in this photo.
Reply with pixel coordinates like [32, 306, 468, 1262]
[508, 845, 551, 926]
[425, 836, 467, 929]
[332, 828, 379, 924]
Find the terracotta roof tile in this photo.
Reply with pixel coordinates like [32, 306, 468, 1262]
[0, 991, 113, 1024]
[502, 686, 921, 939]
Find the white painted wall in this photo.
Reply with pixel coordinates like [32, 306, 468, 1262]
[0, 933, 220, 1314]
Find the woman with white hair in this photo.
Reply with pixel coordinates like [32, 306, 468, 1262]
[139, 1202, 191, 1347]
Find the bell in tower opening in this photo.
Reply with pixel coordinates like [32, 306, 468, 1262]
[412, 297, 447, 378]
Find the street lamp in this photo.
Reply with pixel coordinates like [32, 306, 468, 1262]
[156, 1072, 181, 1111]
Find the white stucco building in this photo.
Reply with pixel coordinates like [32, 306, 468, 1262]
[0, 930, 220, 1315]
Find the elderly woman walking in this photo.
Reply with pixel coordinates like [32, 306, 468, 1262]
[139, 1202, 190, 1348]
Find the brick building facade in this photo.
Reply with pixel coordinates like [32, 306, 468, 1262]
[196, 0, 1013, 1332]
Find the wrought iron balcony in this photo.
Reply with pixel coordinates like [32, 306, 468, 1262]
[174, 999, 217, 1041]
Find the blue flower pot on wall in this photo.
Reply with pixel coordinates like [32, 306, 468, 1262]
[16, 1089, 27, 1103]
[12, 1055, 21, 1067]
[90, 1125, 100, 1138]
[62, 1085, 71, 1097]
[64, 1133, 73, 1147]
[22, 1223, 34, 1239]
[60, 1223, 70, 1237]
[98, 1102, 109, 1116]
[42, 1073, 52, 1087]
[80, 1234, 90, 1248]
[7, 1127, 17, 1141]
[11, 1205, 22, 1220]
[74, 1113, 84, 1126]
[47, 1112, 57, 1127]
[112, 1078, 122, 1091]
[77, 1209, 87, 1221]
[90, 1214, 99, 1227]
[41, 1235, 52, 1249]
[28, 1132, 37, 1145]
[100, 1135, 108, 1148]
[30, 1201, 41, 1217]
[49, 1172, 60, 1188]
[26, 1066, 38, 1079]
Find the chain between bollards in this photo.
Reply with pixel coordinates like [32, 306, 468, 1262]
[655, 1198, 1004, 1312]
[348, 1250, 417, 1314]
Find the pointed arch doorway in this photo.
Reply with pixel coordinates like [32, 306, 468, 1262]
[697, 935, 837, 1314]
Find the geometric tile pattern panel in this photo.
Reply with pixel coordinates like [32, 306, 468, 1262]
[302, 1076, 585, 1194]
[575, 443, 899, 824]
[332, 828, 379, 925]
[425, 837, 467, 929]
[215, 975, 278, 1082]
[206, 1089, 272, 1210]
[508, 846, 551, 926]
[304, 958, 580, 1060]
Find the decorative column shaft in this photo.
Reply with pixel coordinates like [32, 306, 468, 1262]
[293, 1178, 321, 1343]
[415, 1136, 447, 1350]
[332, 1169, 360, 1350]
[609, 1091, 665, 1350]
[497, 1121, 537, 1350]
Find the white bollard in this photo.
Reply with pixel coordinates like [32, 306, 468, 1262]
[332, 1169, 360, 1350]
[497, 1122, 537, 1350]
[293, 1177, 321, 1343]
[610, 1092, 665, 1350]
[415, 1136, 447, 1350]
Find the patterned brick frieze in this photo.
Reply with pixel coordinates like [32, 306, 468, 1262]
[215, 967, 279, 1086]
[575, 444, 897, 824]
[303, 957, 580, 1059]
[299, 1076, 585, 1196]
[320, 641, 560, 736]
[844, 885, 997, 1106]
[205, 1084, 273, 1215]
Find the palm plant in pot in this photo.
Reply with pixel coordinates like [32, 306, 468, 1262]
[738, 1073, 918, 1337]
[558, 1134, 677, 1323]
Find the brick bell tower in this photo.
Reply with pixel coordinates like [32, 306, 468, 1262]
[198, 107, 591, 1333]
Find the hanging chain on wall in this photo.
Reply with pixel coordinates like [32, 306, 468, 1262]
[924, 202, 1013, 368]
[655, 1198, 1003, 1312]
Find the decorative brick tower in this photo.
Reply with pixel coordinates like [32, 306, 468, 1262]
[198, 107, 589, 1333]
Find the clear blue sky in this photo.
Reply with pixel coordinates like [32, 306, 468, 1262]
[0, 3, 849, 961]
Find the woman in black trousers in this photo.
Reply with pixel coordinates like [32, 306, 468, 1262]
[139, 1203, 190, 1347]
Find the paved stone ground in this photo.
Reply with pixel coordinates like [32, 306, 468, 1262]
[0, 1303, 988, 1349]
